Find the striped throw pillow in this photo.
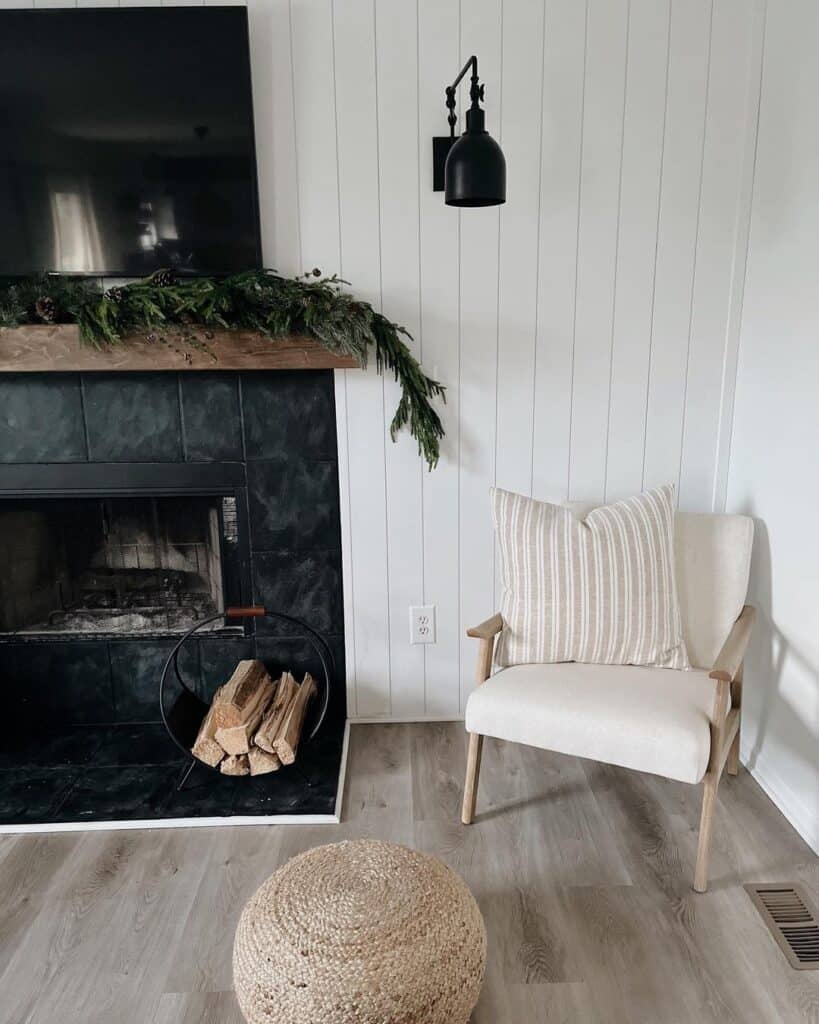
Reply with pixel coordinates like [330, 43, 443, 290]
[492, 485, 689, 670]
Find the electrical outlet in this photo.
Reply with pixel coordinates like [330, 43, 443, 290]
[409, 604, 436, 645]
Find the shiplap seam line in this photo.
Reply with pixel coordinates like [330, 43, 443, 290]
[372, 0, 393, 710]
[527, 0, 548, 505]
[716, 0, 767, 513]
[414, 0, 428, 708]
[490, 0, 506, 615]
[565, 0, 589, 501]
[288, 0, 304, 272]
[328, 0, 357, 715]
[454, 0, 462, 715]
[640, 0, 673, 493]
[603, 0, 632, 505]
[676, 0, 716, 503]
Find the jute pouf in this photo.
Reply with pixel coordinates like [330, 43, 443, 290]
[233, 839, 486, 1024]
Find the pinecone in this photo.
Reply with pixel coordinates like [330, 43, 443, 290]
[103, 286, 125, 304]
[151, 269, 175, 288]
[34, 296, 56, 323]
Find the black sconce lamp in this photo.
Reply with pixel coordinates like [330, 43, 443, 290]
[433, 55, 506, 207]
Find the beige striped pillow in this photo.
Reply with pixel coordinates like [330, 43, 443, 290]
[492, 485, 689, 670]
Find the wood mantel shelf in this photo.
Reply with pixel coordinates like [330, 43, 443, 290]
[0, 324, 360, 373]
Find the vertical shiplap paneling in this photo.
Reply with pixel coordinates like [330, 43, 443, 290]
[494, 0, 546, 496]
[605, 0, 670, 502]
[530, 0, 587, 503]
[642, 0, 713, 494]
[491, 0, 546, 612]
[418, 0, 461, 717]
[568, 0, 628, 502]
[678, 0, 755, 511]
[712, 0, 766, 513]
[375, 0, 426, 717]
[288, 0, 355, 712]
[247, 0, 301, 275]
[7, 0, 762, 719]
[457, 0, 502, 708]
[290, 0, 341, 278]
[333, 0, 392, 716]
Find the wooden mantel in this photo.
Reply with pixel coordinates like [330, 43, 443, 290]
[0, 324, 360, 373]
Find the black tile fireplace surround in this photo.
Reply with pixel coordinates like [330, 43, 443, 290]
[0, 370, 346, 825]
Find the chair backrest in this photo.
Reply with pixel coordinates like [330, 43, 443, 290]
[674, 512, 754, 669]
[566, 503, 754, 670]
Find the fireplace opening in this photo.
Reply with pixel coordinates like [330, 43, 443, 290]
[0, 494, 240, 636]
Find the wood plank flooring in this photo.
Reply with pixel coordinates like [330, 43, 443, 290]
[0, 723, 816, 1023]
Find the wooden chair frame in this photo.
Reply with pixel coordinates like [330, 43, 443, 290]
[461, 605, 756, 893]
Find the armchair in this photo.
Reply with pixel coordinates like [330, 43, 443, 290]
[462, 511, 755, 893]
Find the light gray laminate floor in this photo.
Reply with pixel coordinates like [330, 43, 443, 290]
[0, 723, 817, 1023]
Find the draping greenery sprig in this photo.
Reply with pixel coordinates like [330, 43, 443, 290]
[0, 270, 446, 468]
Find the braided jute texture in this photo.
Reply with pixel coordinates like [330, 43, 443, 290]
[233, 839, 487, 1024]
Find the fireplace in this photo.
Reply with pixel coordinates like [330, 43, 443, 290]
[0, 494, 241, 636]
[0, 370, 347, 829]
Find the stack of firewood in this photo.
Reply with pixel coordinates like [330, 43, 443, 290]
[191, 660, 316, 776]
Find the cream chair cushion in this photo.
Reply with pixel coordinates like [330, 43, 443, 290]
[465, 662, 717, 784]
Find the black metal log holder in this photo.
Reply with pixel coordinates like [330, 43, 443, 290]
[159, 605, 333, 790]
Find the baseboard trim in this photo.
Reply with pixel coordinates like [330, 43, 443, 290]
[350, 714, 465, 724]
[333, 719, 350, 821]
[742, 745, 819, 855]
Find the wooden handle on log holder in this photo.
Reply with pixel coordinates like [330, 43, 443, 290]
[225, 606, 266, 618]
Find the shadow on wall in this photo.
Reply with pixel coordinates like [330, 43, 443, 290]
[741, 516, 819, 837]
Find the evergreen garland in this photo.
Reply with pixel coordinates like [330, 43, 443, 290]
[0, 270, 446, 468]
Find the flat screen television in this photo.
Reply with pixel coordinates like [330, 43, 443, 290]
[0, 7, 261, 276]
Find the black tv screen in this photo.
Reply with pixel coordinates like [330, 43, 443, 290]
[0, 7, 261, 276]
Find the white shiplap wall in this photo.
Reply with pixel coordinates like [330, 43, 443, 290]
[726, 0, 819, 852]
[1, 0, 764, 720]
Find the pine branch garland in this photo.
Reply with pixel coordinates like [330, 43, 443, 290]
[0, 270, 446, 467]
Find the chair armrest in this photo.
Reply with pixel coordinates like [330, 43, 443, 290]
[466, 613, 503, 685]
[709, 604, 756, 683]
[466, 613, 504, 640]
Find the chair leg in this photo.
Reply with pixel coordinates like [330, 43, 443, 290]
[726, 727, 740, 776]
[694, 774, 719, 893]
[461, 732, 484, 825]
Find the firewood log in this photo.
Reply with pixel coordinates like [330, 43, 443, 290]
[254, 672, 299, 753]
[220, 753, 250, 776]
[215, 689, 271, 756]
[248, 747, 281, 776]
[191, 692, 225, 767]
[273, 673, 317, 765]
[212, 660, 274, 730]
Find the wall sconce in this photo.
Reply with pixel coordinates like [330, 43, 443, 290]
[432, 55, 506, 207]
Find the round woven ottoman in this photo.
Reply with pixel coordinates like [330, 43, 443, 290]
[233, 839, 486, 1024]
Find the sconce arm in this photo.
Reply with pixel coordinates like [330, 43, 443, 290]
[445, 56, 482, 137]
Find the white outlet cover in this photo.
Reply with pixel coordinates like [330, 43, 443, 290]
[409, 604, 436, 645]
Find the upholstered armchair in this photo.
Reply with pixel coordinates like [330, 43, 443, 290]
[462, 510, 755, 893]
